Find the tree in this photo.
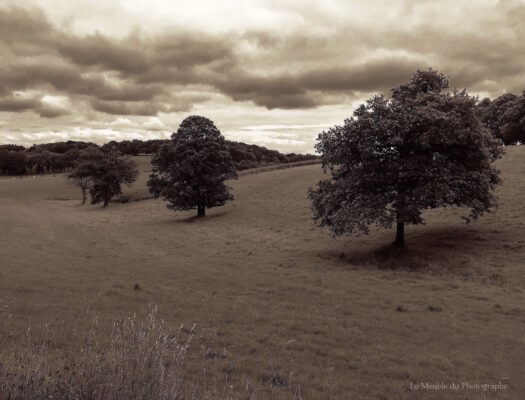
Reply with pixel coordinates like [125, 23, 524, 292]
[0, 151, 27, 175]
[478, 92, 525, 145]
[89, 147, 139, 207]
[67, 147, 103, 204]
[308, 69, 503, 247]
[0, 144, 25, 152]
[68, 166, 92, 204]
[499, 92, 525, 145]
[148, 115, 237, 217]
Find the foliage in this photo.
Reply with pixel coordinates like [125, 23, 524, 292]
[102, 139, 167, 156]
[148, 116, 237, 216]
[309, 69, 503, 246]
[0, 151, 27, 175]
[0, 139, 317, 176]
[67, 147, 104, 204]
[0, 144, 25, 152]
[478, 92, 525, 145]
[88, 148, 139, 207]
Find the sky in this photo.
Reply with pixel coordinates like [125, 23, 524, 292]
[0, 0, 524, 153]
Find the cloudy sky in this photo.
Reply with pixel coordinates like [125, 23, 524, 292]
[1, 0, 524, 153]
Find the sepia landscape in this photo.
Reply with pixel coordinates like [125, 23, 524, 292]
[1, 1, 525, 399]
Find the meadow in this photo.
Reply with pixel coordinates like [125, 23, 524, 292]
[0, 147, 524, 399]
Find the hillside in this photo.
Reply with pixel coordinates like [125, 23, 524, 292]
[0, 147, 524, 399]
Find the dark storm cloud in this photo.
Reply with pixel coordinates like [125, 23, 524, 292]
[1, 0, 525, 120]
[0, 95, 41, 112]
[0, 94, 68, 118]
[299, 59, 428, 92]
[0, 6, 232, 116]
[0, 6, 52, 52]
[36, 105, 70, 119]
[210, 57, 429, 109]
[56, 33, 151, 74]
[90, 100, 189, 116]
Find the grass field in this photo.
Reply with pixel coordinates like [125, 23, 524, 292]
[1, 148, 524, 399]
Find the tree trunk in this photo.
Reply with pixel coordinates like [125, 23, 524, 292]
[393, 220, 405, 247]
[103, 196, 109, 207]
[197, 205, 205, 217]
[81, 187, 87, 205]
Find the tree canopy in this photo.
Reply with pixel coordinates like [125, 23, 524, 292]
[89, 148, 139, 207]
[309, 69, 503, 246]
[68, 146, 138, 207]
[67, 147, 104, 204]
[148, 115, 237, 217]
[478, 91, 525, 145]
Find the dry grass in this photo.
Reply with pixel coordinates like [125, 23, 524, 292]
[1, 307, 196, 399]
[0, 306, 304, 399]
[0, 147, 524, 399]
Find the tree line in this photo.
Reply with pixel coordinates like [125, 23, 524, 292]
[0, 139, 317, 176]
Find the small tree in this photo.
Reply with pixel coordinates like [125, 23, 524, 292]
[68, 147, 103, 204]
[68, 166, 92, 204]
[148, 115, 237, 217]
[89, 148, 139, 207]
[309, 69, 503, 247]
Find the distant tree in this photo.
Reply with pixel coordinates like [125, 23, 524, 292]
[68, 147, 103, 204]
[479, 92, 525, 145]
[79, 145, 104, 161]
[88, 148, 139, 207]
[0, 144, 25, 152]
[309, 69, 503, 247]
[68, 165, 93, 204]
[499, 92, 525, 145]
[125, 140, 142, 156]
[0, 151, 27, 175]
[148, 115, 237, 217]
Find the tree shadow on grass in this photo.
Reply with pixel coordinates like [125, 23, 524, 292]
[172, 211, 229, 224]
[320, 225, 502, 277]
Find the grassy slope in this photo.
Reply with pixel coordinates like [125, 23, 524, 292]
[0, 148, 524, 399]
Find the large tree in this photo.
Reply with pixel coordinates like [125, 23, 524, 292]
[309, 69, 503, 247]
[148, 115, 237, 217]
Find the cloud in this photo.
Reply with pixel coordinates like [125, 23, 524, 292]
[1, 0, 525, 150]
[3, 2, 525, 112]
[0, 92, 69, 118]
[110, 117, 135, 127]
[36, 105, 70, 118]
[90, 100, 171, 116]
[0, 94, 41, 112]
[142, 116, 166, 131]
[56, 33, 151, 74]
